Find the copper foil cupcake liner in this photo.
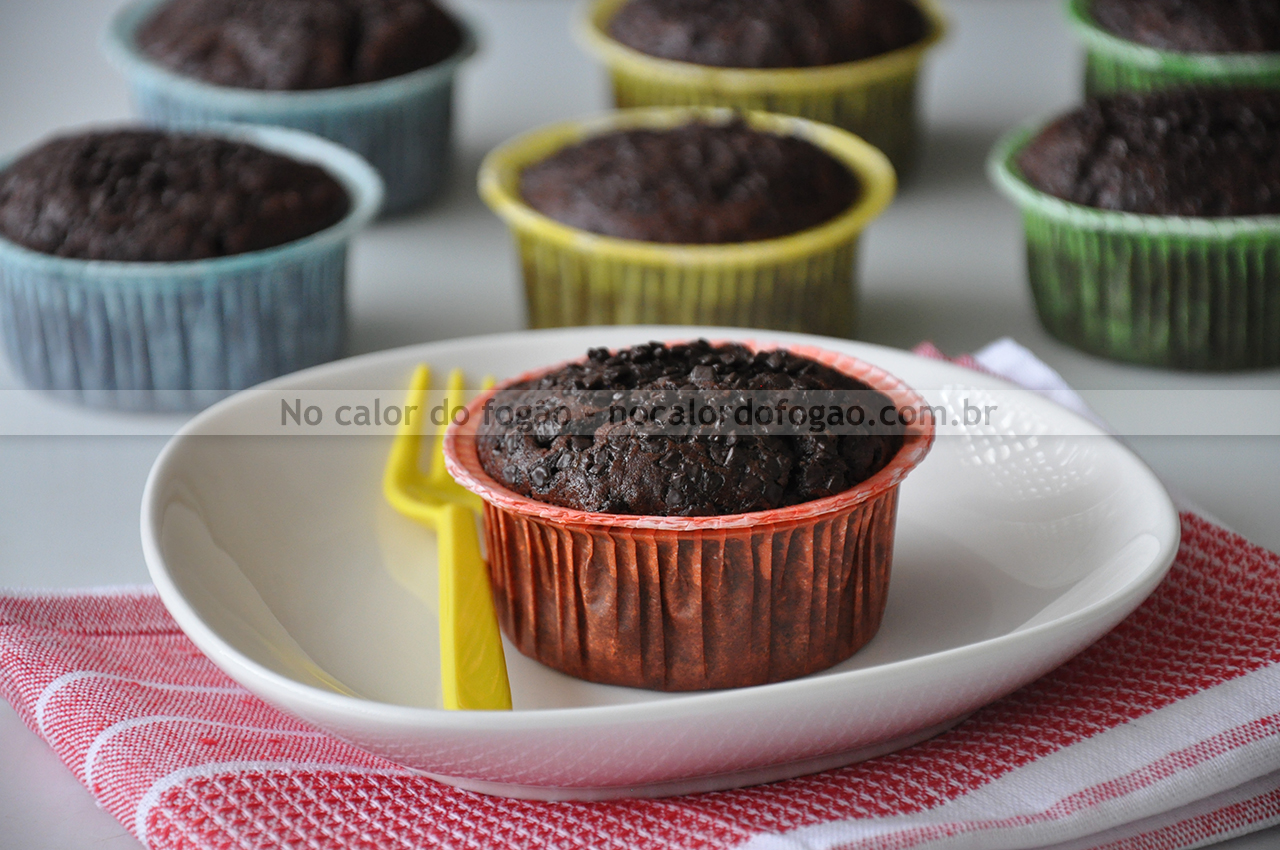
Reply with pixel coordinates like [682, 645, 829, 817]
[443, 342, 935, 691]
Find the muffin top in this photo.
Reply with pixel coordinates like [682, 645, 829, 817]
[475, 340, 904, 517]
[1089, 0, 1280, 54]
[1016, 89, 1280, 217]
[136, 0, 463, 91]
[519, 120, 860, 244]
[608, 0, 928, 68]
[0, 129, 350, 261]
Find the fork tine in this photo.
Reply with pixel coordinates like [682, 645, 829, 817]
[429, 369, 467, 487]
[383, 364, 437, 522]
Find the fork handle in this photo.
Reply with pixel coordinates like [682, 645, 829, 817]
[438, 503, 512, 711]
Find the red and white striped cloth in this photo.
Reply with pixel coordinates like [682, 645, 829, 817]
[4, 340, 1280, 850]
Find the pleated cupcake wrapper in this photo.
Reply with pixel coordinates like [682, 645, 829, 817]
[478, 488, 900, 691]
[102, 0, 475, 215]
[479, 107, 896, 337]
[990, 125, 1280, 371]
[515, 232, 861, 335]
[1065, 0, 1280, 95]
[0, 124, 383, 411]
[0, 247, 347, 412]
[576, 0, 945, 177]
[443, 342, 936, 692]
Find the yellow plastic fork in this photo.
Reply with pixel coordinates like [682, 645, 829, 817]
[383, 365, 512, 711]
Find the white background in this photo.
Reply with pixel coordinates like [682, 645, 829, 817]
[1, 0, 1279, 847]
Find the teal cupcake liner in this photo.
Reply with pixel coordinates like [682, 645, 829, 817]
[990, 124, 1280, 371]
[1066, 0, 1280, 95]
[0, 124, 383, 411]
[102, 0, 476, 215]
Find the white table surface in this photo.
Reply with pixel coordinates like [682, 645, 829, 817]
[2, 1, 1279, 847]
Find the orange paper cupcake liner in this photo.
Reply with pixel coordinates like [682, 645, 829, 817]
[443, 342, 935, 691]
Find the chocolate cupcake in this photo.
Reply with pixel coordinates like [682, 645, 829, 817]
[444, 340, 935, 691]
[479, 108, 895, 335]
[103, 0, 476, 212]
[1067, 0, 1280, 95]
[991, 88, 1280, 369]
[1016, 89, 1280, 217]
[135, 0, 464, 91]
[0, 129, 349, 261]
[519, 120, 858, 245]
[578, 0, 945, 176]
[476, 340, 902, 517]
[607, 0, 928, 69]
[1089, 0, 1280, 54]
[0, 124, 381, 409]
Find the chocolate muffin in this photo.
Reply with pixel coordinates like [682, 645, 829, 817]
[136, 0, 464, 91]
[520, 120, 860, 244]
[1016, 89, 1280, 216]
[608, 0, 929, 68]
[0, 129, 350, 261]
[476, 340, 904, 517]
[1089, 0, 1280, 54]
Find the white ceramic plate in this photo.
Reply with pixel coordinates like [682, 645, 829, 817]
[141, 326, 1179, 800]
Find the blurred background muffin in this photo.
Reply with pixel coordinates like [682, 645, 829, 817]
[1089, 0, 1280, 53]
[1066, 0, 1280, 95]
[607, 0, 928, 69]
[0, 129, 350, 260]
[135, 0, 464, 91]
[479, 107, 895, 336]
[0, 124, 381, 409]
[103, 0, 475, 214]
[991, 88, 1280, 370]
[577, 0, 945, 177]
[518, 118, 859, 244]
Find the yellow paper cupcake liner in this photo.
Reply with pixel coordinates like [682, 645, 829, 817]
[478, 107, 896, 336]
[576, 0, 946, 176]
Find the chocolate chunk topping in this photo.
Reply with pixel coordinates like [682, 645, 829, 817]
[609, 0, 928, 69]
[1017, 89, 1280, 217]
[137, 0, 463, 91]
[520, 120, 859, 244]
[0, 129, 350, 261]
[476, 340, 904, 517]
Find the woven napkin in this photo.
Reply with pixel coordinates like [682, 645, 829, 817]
[4, 340, 1280, 850]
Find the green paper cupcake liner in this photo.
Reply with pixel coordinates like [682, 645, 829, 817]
[576, 0, 945, 178]
[990, 125, 1280, 371]
[479, 107, 896, 337]
[1065, 0, 1280, 95]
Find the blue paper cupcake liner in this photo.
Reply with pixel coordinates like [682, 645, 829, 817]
[0, 124, 383, 411]
[102, 0, 476, 215]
